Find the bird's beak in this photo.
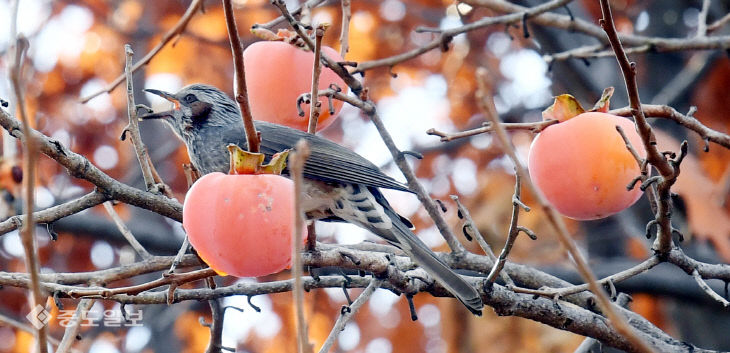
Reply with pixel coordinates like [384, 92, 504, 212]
[139, 89, 180, 120]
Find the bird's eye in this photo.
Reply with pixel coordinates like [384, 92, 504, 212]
[184, 94, 197, 103]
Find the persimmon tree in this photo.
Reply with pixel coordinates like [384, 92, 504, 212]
[1, 0, 730, 352]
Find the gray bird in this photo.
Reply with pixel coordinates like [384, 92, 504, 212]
[140, 83, 483, 314]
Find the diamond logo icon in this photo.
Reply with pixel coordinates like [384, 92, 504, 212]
[26, 304, 50, 330]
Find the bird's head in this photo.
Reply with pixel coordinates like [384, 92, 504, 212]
[140, 84, 243, 141]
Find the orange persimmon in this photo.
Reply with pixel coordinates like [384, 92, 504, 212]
[243, 41, 345, 132]
[183, 172, 300, 277]
[528, 100, 647, 220]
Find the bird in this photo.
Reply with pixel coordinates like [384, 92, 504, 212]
[139, 83, 483, 314]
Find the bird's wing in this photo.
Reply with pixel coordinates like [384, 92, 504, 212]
[254, 121, 413, 193]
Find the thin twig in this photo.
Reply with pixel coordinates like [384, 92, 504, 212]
[475, 66, 656, 353]
[103, 201, 152, 259]
[546, 44, 665, 63]
[255, 0, 327, 29]
[486, 172, 531, 286]
[470, 0, 730, 54]
[11, 35, 48, 353]
[56, 298, 94, 353]
[169, 236, 191, 273]
[305, 223, 317, 251]
[427, 120, 558, 142]
[615, 126, 645, 167]
[318, 278, 382, 353]
[222, 0, 260, 153]
[290, 140, 313, 353]
[122, 45, 157, 192]
[3, 0, 19, 160]
[610, 104, 730, 149]
[450, 195, 514, 286]
[309, 84, 467, 253]
[0, 109, 184, 221]
[369, 110, 465, 253]
[696, 0, 711, 37]
[0, 191, 108, 236]
[708, 12, 730, 33]
[692, 269, 730, 307]
[599, 3, 671, 177]
[339, 0, 351, 58]
[355, 0, 573, 72]
[307, 25, 325, 134]
[615, 125, 658, 213]
[68, 267, 217, 298]
[514, 256, 661, 299]
[205, 279, 228, 353]
[80, 0, 204, 103]
[145, 153, 175, 199]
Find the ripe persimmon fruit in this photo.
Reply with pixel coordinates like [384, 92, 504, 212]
[183, 172, 300, 277]
[528, 93, 647, 220]
[243, 41, 345, 132]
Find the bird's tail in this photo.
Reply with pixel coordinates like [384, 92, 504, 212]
[382, 208, 484, 315]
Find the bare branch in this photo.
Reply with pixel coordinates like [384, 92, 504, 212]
[472, 0, 730, 59]
[516, 256, 661, 299]
[67, 268, 217, 298]
[450, 195, 514, 286]
[610, 104, 730, 150]
[204, 287, 229, 353]
[256, 0, 327, 30]
[355, 0, 573, 72]
[692, 269, 730, 307]
[426, 120, 558, 142]
[0, 108, 183, 221]
[369, 109, 465, 253]
[0, 191, 108, 236]
[10, 34, 48, 353]
[103, 201, 152, 259]
[222, 0, 260, 153]
[169, 236, 191, 273]
[56, 298, 94, 353]
[290, 140, 313, 353]
[339, 0, 351, 58]
[696, 0, 711, 37]
[308, 25, 326, 134]
[122, 45, 157, 192]
[485, 172, 532, 286]
[318, 278, 382, 353]
[708, 12, 730, 33]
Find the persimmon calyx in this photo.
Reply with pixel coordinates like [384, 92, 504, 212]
[590, 87, 614, 113]
[227, 144, 290, 175]
[542, 87, 616, 123]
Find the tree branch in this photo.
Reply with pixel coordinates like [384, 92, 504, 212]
[222, 0, 260, 153]
[11, 34, 48, 353]
[0, 108, 183, 221]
